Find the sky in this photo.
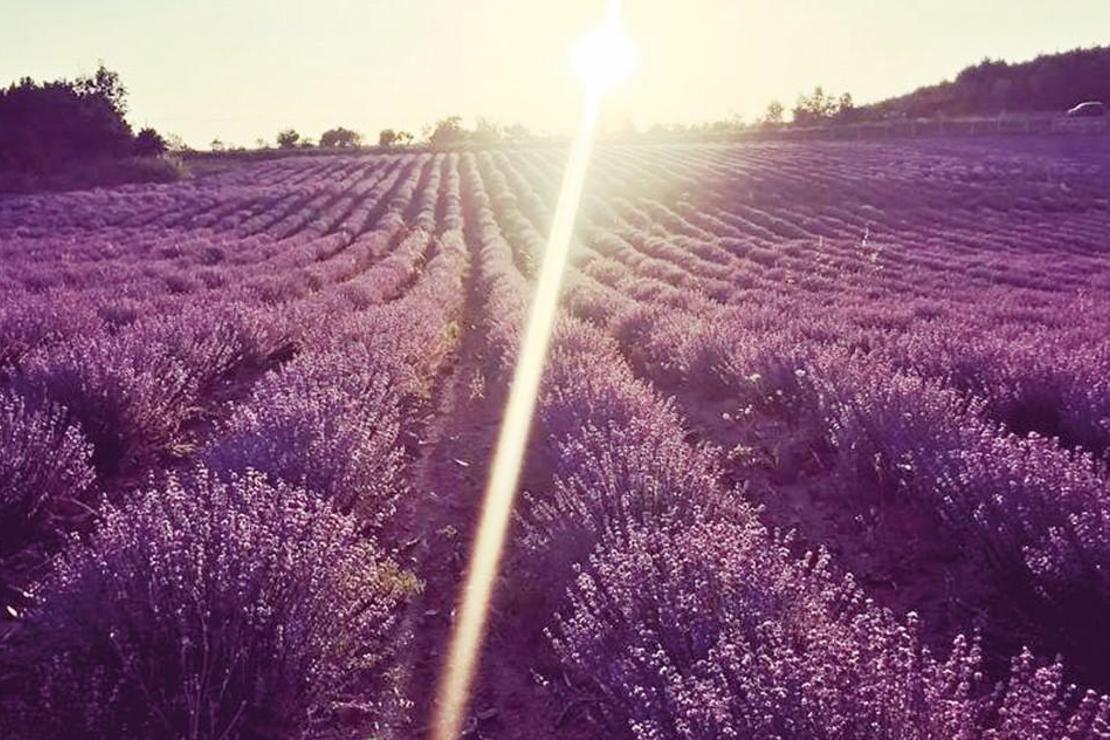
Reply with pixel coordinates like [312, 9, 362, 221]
[2, 0, 1108, 148]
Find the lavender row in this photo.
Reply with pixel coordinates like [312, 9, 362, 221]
[464, 147, 1110, 737]
[1, 155, 469, 735]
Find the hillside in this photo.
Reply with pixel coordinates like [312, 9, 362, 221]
[868, 45, 1110, 119]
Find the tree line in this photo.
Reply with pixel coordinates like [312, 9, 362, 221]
[5, 45, 1107, 175]
[215, 116, 536, 153]
[243, 94, 858, 150]
[222, 42, 1110, 151]
[0, 64, 169, 173]
[867, 45, 1110, 119]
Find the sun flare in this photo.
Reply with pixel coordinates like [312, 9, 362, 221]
[571, 13, 637, 93]
[431, 3, 635, 739]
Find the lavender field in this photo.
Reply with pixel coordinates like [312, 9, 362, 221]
[3, 136, 1110, 738]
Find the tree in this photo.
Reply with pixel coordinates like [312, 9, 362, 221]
[792, 87, 852, 125]
[763, 100, 785, 125]
[210, 138, 225, 152]
[428, 115, 465, 147]
[706, 115, 745, 133]
[472, 117, 501, 144]
[133, 128, 167, 157]
[73, 63, 128, 116]
[0, 67, 133, 171]
[504, 122, 532, 140]
[276, 129, 300, 149]
[834, 92, 857, 123]
[864, 46, 1110, 119]
[379, 129, 414, 147]
[319, 127, 361, 148]
[990, 78, 1015, 113]
[793, 86, 836, 124]
[792, 93, 813, 125]
[164, 133, 190, 153]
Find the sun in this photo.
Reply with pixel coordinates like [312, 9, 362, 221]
[571, 14, 637, 93]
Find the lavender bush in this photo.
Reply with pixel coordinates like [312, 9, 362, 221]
[552, 519, 1110, 739]
[4, 468, 417, 739]
[205, 348, 405, 525]
[0, 391, 94, 555]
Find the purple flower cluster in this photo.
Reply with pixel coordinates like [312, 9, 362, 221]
[524, 320, 731, 566]
[14, 306, 284, 474]
[0, 391, 93, 555]
[814, 363, 1110, 658]
[204, 347, 405, 524]
[3, 469, 416, 738]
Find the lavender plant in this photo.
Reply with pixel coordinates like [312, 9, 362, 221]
[4, 468, 417, 739]
[0, 391, 94, 555]
[204, 348, 405, 525]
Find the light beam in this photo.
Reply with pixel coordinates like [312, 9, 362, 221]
[430, 3, 633, 738]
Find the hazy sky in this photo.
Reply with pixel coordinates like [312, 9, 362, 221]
[3, 0, 1108, 147]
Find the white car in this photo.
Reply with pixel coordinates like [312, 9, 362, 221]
[1066, 101, 1106, 118]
